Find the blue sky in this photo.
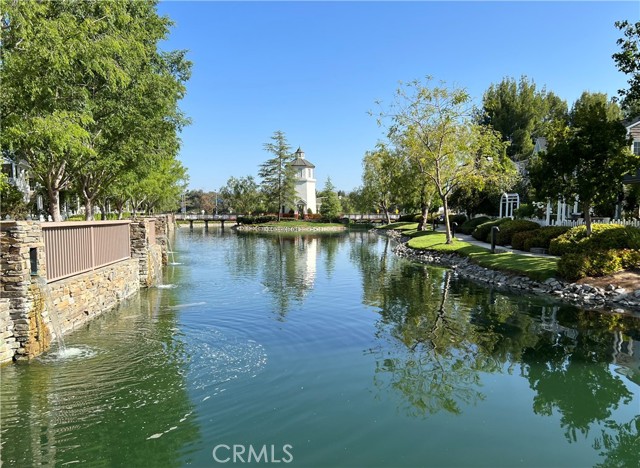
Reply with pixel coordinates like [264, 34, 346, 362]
[157, 1, 639, 193]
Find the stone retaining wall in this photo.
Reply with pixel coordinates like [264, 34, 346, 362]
[46, 259, 139, 336]
[388, 231, 640, 313]
[1, 217, 167, 364]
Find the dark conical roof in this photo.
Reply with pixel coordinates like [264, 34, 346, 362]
[291, 147, 315, 168]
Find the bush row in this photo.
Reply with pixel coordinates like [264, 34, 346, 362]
[511, 226, 571, 252]
[557, 249, 640, 281]
[549, 224, 640, 255]
[460, 216, 492, 234]
[237, 215, 278, 224]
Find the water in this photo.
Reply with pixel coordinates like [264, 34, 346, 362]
[1, 228, 639, 467]
[33, 276, 67, 353]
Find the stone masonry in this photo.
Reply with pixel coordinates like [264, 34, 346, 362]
[1, 218, 167, 364]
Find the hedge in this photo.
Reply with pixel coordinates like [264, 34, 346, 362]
[511, 226, 572, 252]
[237, 215, 278, 224]
[460, 216, 492, 235]
[557, 248, 640, 281]
[495, 220, 540, 246]
[549, 224, 640, 256]
[511, 229, 539, 251]
[471, 218, 510, 242]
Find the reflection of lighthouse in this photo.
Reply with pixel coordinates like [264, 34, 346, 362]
[296, 236, 317, 289]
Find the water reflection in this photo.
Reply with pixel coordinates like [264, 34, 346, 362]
[351, 233, 640, 465]
[230, 232, 345, 317]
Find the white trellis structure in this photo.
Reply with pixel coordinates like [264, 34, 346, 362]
[499, 193, 520, 218]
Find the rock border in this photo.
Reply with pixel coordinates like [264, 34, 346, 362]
[382, 230, 640, 313]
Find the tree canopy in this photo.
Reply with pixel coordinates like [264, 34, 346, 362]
[613, 20, 640, 118]
[0, 0, 190, 220]
[258, 131, 296, 220]
[377, 77, 513, 243]
[480, 76, 567, 161]
[528, 92, 639, 234]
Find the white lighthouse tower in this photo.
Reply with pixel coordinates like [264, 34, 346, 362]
[290, 148, 317, 215]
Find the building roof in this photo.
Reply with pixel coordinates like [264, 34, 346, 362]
[290, 147, 315, 168]
[624, 115, 640, 129]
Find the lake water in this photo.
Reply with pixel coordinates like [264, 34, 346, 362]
[1, 228, 639, 467]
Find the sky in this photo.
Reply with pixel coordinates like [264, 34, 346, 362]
[157, 1, 640, 193]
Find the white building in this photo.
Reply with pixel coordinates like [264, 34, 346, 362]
[290, 148, 317, 215]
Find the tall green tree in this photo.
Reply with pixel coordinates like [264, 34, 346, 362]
[319, 177, 342, 221]
[481, 76, 567, 161]
[379, 78, 511, 243]
[0, 0, 190, 221]
[220, 176, 262, 214]
[613, 20, 640, 118]
[258, 131, 295, 220]
[362, 144, 404, 224]
[529, 92, 639, 235]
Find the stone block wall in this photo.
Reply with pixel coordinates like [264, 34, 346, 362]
[1, 221, 50, 362]
[130, 218, 164, 286]
[1, 218, 165, 364]
[46, 259, 139, 335]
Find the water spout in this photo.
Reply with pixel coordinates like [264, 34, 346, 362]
[33, 276, 67, 352]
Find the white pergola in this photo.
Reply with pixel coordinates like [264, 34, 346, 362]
[499, 193, 520, 218]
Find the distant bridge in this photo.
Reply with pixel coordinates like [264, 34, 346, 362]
[175, 213, 400, 229]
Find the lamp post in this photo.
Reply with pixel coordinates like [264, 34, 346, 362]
[215, 190, 218, 216]
[181, 192, 186, 215]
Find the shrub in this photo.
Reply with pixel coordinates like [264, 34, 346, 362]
[471, 218, 510, 242]
[556, 248, 640, 281]
[398, 213, 420, 222]
[512, 229, 539, 251]
[449, 214, 467, 226]
[460, 216, 492, 235]
[557, 253, 591, 281]
[495, 220, 540, 246]
[522, 226, 572, 251]
[237, 215, 277, 224]
[549, 224, 640, 255]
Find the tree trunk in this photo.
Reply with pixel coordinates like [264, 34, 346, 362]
[47, 186, 62, 222]
[443, 196, 453, 244]
[84, 198, 94, 221]
[418, 202, 429, 231]
[582, 201, 592, 236]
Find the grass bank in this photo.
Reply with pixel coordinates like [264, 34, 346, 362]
[403, 230, 558, 281]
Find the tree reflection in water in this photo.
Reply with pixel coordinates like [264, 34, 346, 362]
[352, 233, 640, 465]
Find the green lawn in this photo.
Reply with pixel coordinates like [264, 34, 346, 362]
[406, 231, 558, 281]
[378, 222, 420, 231]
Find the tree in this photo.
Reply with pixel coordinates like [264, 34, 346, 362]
[258, 131, 295, 220]
[0, 0, 190, 221]
[529, 92, 640, 235]
[613, 20, 640, 118]
[362, 144, 404, 224]
[220, 176, 262, 214]
[480, 76, 567, 161]
[378, 78, 511, 243]
[319, 177, 342, 221]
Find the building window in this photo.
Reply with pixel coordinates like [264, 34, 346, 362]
[634, 141, 640, 156]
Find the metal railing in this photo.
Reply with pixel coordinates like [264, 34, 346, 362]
[175, 214, 237, 220]
[42, 221, 131, 282]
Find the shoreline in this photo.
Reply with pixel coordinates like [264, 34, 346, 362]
[383, 230, 640, 314]
[234, 224, 347, 233]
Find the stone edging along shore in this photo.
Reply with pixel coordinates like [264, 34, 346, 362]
[383, 230, 640, 313]
[235, 224, 347, 233]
